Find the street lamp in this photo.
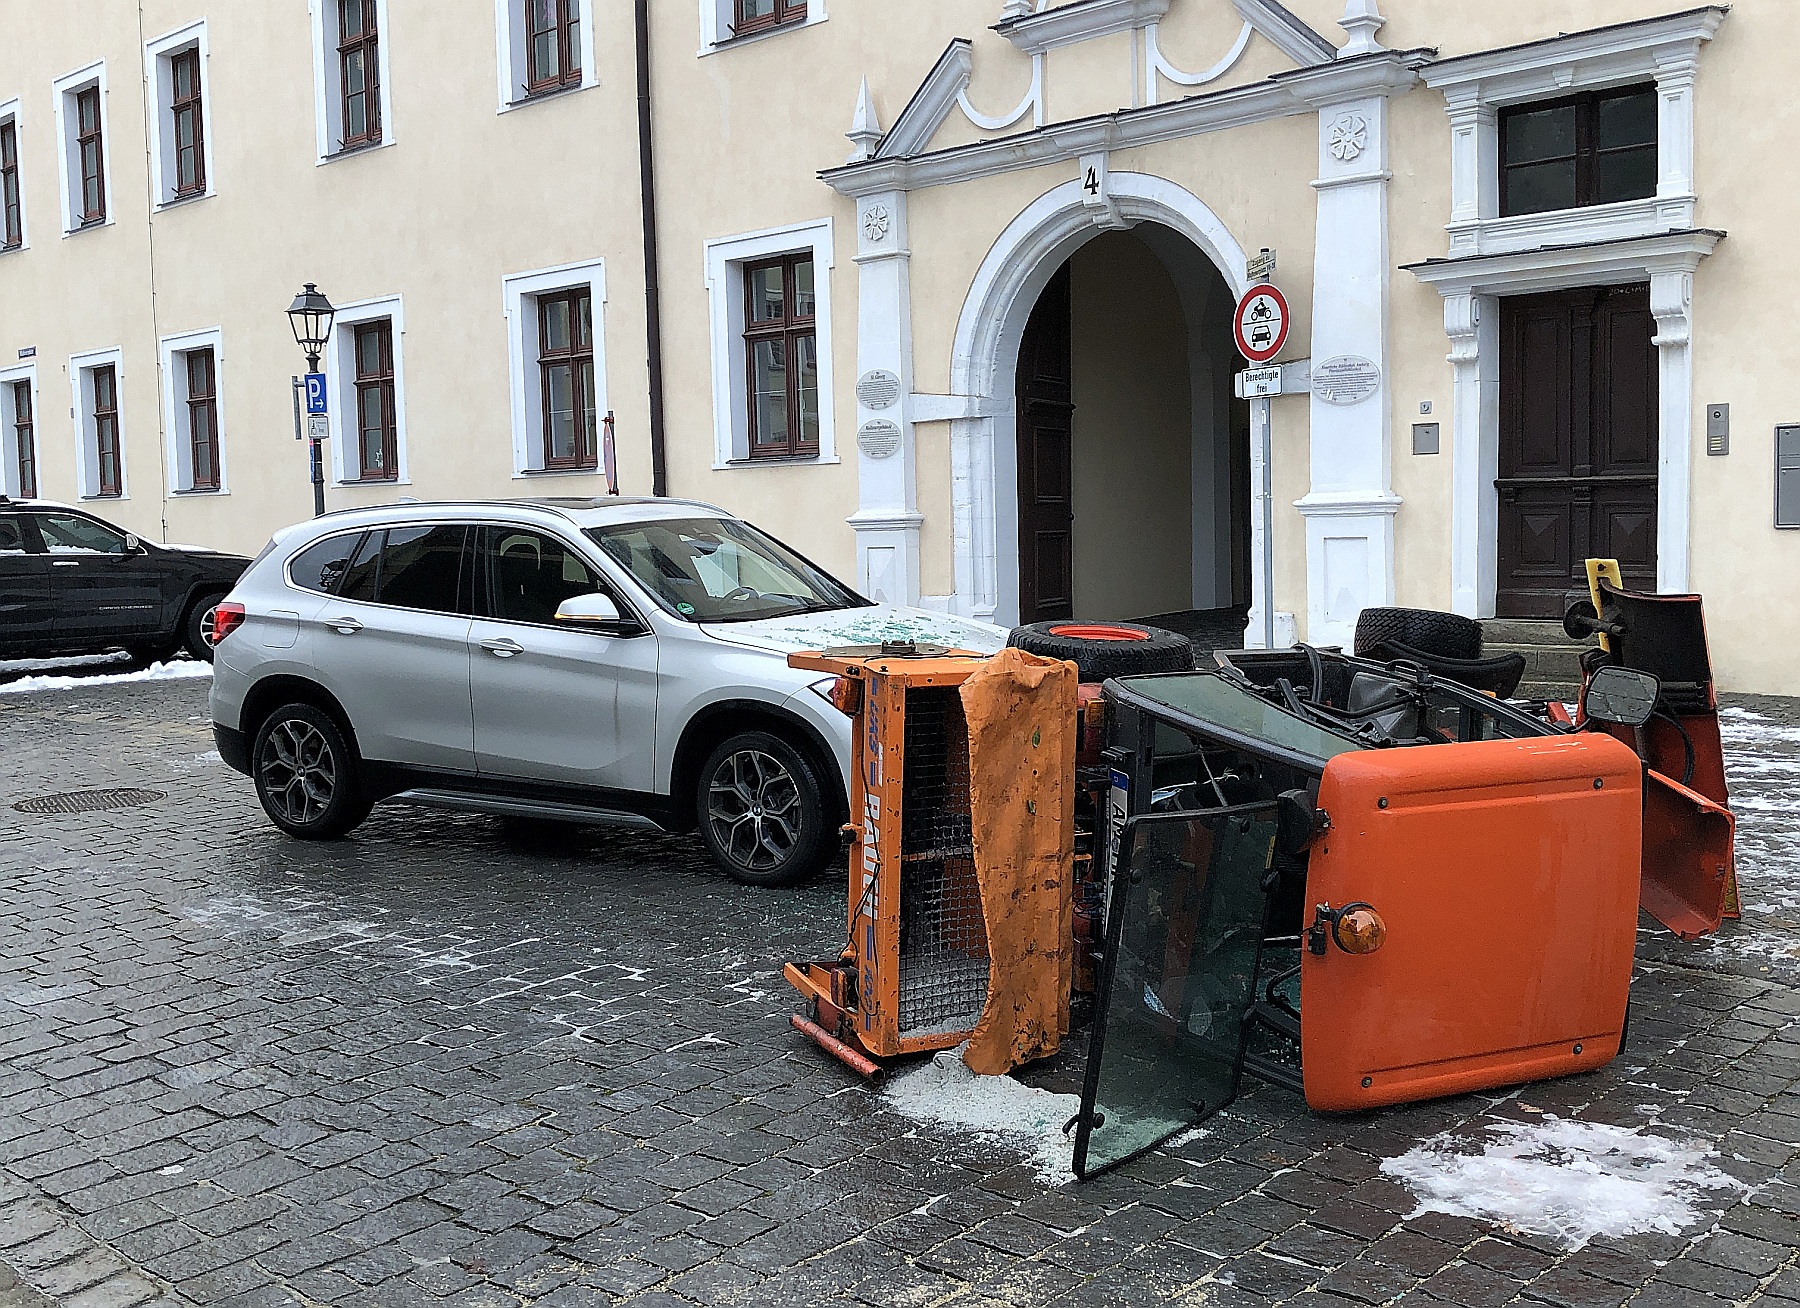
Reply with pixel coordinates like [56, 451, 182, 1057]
[286, 283, 336, 516]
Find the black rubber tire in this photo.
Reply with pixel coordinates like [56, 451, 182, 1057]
[251, 703, 371, 840]
[1008, 621, 1194, 683]
[1352, 607, 1483, 662]
[182, 592, 228, 663]
[695, 731, 833, 888]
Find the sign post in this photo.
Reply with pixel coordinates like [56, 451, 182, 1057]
[1233, 283, 1291, 653]
[303, 371, 329, 517]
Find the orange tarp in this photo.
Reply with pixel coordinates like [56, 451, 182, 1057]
[958, 648, 1076, 1076]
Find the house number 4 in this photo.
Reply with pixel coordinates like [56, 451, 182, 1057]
[1083, 167, 1101, 196]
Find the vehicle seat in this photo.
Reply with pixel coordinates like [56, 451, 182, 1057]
[1361, 640, 1528, 699]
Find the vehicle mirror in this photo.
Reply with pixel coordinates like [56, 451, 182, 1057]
[124, 533, 145, 554]
[555, 592, 622, 625]
[1585, 665, 1660, 728]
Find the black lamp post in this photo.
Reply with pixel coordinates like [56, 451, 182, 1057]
[286, 283, 336, 517]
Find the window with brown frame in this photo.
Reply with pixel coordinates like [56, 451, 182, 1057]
[732, 0, 807, 37]
[185, 348, 220, 491]
[0, 122, 20, 249]
[525, 0, 582, 94]
[537, 288, 597, 469]
[75, 86, 105, 225]
[742, 254, 819, 459]
[1499, 84, 1657, 218]
[169, 48, 205, 196]
[91, 365, 120, 497]
[10, 382, 34, 499]
[353, 321, 398, 481]
[338, 0, 382, 149]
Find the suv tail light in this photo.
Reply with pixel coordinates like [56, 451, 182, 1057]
[210, 602, 246, 646]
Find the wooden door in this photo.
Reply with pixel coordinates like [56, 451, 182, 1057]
[1016, 265, 1074, 624]
[1497, 285, 1657, 618]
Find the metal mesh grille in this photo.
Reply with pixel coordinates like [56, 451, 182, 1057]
[897, 686, 989, 1037]
[12, 788, 166, 816]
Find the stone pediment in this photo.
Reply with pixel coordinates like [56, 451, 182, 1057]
[856, 0, 1345, 167]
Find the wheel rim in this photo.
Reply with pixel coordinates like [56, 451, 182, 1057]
[259, 719, 338, 826]
[199, 605, 219, 647]
[706, 749, 802, 872]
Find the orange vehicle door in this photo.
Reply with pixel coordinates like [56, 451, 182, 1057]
[1302, 734, 1643, 1113]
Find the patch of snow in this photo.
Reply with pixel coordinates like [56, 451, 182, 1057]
[1382, 1115, 1745, 1250]
[0, 651, 131, 674]
[0, 660, 210, 695]
[883, 1047, 1080, 1186]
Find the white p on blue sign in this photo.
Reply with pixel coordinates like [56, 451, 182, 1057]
[304, 373, 329, 415]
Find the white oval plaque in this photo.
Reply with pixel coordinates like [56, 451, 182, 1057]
[1313, 355, 1382, 406]
[857, 419, 903, 459]
[856, 369, 902, 411]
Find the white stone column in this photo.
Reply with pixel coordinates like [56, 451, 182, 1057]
[1650, 268, 1694, 594]
[1445, 288, 1500, 617]
[846, 190, 924, 606]
[1296, 95, 1402, 647]
[1444, 89, 1497, 258]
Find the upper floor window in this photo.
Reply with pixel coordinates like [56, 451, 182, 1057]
[92, 363, 121, 497]
[147, 24, 213, 206]
[185, 348, 220, 490]
[733, 0, 806, 37]
[0, 119, 20, 249]
[339, 0, 382, 148]
[742, 253, 818, 459]
[75, 88, 105, 225]
[1500, 85, 1657, 218]
[353, 320, 398, 482]
[170, 50, 205, 195]
[526, 0, 582, 93]
[537, 288, 597, 470]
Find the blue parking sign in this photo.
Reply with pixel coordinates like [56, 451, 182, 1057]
[304, 372, 329, 415]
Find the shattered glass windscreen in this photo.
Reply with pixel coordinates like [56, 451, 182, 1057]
[1074, 804, 1280, 1179]
[1116, 674, 1362, 763]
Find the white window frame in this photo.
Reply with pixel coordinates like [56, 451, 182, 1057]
[0, 362, 37, 497]
[307, 0, 395, 164]
[0, 98, 27, 252]
[144, 21, 215, 207]
[702, 219, 837, 468]
[158, 327, 228, 495]
[494, 0, 597, 113]
[50, 61, 113, 236]
[325, 295, 409, 486]
[1424, 7, 1725, 259]
[502, 259, 608, 480]
[698, 0, 828, 54]
[68, 347, 127, 501]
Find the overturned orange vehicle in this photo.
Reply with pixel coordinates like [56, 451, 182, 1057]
[784, 580, 1738, 1180]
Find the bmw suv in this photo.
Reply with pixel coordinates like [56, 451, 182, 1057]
[209, 498, 1006, 886]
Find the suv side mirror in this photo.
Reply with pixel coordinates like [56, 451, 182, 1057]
[1585, 665, 1660, 728]
[555, 592, 623, 626]
[124, 534, 146, 555]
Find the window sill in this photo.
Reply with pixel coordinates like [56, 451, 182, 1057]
[500, 80, 594, 114]
[317, 137, 393, 167]
[335, 477, 410, 487]
[718, 453, 839, 469]
[1446, 193, 1691, 259]
[0, 242, 23, 255]
[170, 486, 225, 496]
[512, 466, 602, 479]
[63, 217, 114, 238]
[700, 13, 825, 55]
[155, 189, 213, 212]
[79, 493, 126, 502]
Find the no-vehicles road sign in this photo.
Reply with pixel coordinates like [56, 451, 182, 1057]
[1233, 285, 1290, 365]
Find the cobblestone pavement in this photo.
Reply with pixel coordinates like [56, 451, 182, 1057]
[2, 675, 1800, 1307]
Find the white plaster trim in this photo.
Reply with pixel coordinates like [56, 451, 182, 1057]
[1446, 195, 1691, 259]
[697, 0, 827, 54]
[494, 0, 598, 113]
[1235, 0, 1336, 66]
[942, 172, 1249, 625]
[0, 363, 37, 497]
[324, 295, 410, 486]
[702, 219, 837, 470]
[50, 61, 113, 236]
[1422, 7, 1726, 97]
[144, 20, 215, 208]
[501, 258, 608, 480]
[1409, 229, 1723, 613]
[157, 327, 228, 496]
[68, 347, 127, 501]
[1144, 20, 1252, 105]
[958, 53, 1043, 132]
[1292, 491, 1402, 517]
[878, 40, 972, 160]
[994, 0, 1169, 55]
[0, 98, 29, 252]
[307, 0, 396, 164]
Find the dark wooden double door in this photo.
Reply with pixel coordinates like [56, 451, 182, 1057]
[1017, 265, 1075, 623]
[1497, 285, 1658, 617]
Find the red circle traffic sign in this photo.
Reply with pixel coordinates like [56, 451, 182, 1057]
[1233, 285, 1291, 364]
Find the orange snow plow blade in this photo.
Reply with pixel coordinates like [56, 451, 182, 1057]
[1641, 769, 1734, 941]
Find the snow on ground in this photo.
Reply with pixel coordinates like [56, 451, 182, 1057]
[882, 1048, 1080, 1186]
[1706, 706, 1800, 962]
[0, 651, 133, 675]
[1382, 1115, 1746, 1250]
[0, 660, 211, 696]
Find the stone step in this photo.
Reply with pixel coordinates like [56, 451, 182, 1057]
[1484, 640, 1590, 684]
[1481, 618, 1595, 647]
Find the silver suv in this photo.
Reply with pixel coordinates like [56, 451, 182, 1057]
[210, 498, 1005, 886]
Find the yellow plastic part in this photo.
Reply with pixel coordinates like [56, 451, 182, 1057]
[1585, 558, 1624, 652]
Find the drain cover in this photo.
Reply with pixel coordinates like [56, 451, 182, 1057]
[12, 788, 167, 815]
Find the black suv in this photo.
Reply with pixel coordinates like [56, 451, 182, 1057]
[0, 497, 250, 664]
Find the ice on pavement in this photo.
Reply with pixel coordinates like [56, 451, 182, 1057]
[0, 660, 212, 695]
[1382, 1115, 1745, 1250]
[882, 1047, 1080, 1185]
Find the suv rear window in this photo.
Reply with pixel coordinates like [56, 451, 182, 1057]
[288, 532, 363, 596]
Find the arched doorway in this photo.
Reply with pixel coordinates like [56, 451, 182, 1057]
[1013, 225, 1248, 631]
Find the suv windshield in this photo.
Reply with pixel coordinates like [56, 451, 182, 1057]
[587, 517, 867, 623]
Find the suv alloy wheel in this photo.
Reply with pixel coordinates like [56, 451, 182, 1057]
[696, 731, 833, 888]
[252, 703, 372, 839]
